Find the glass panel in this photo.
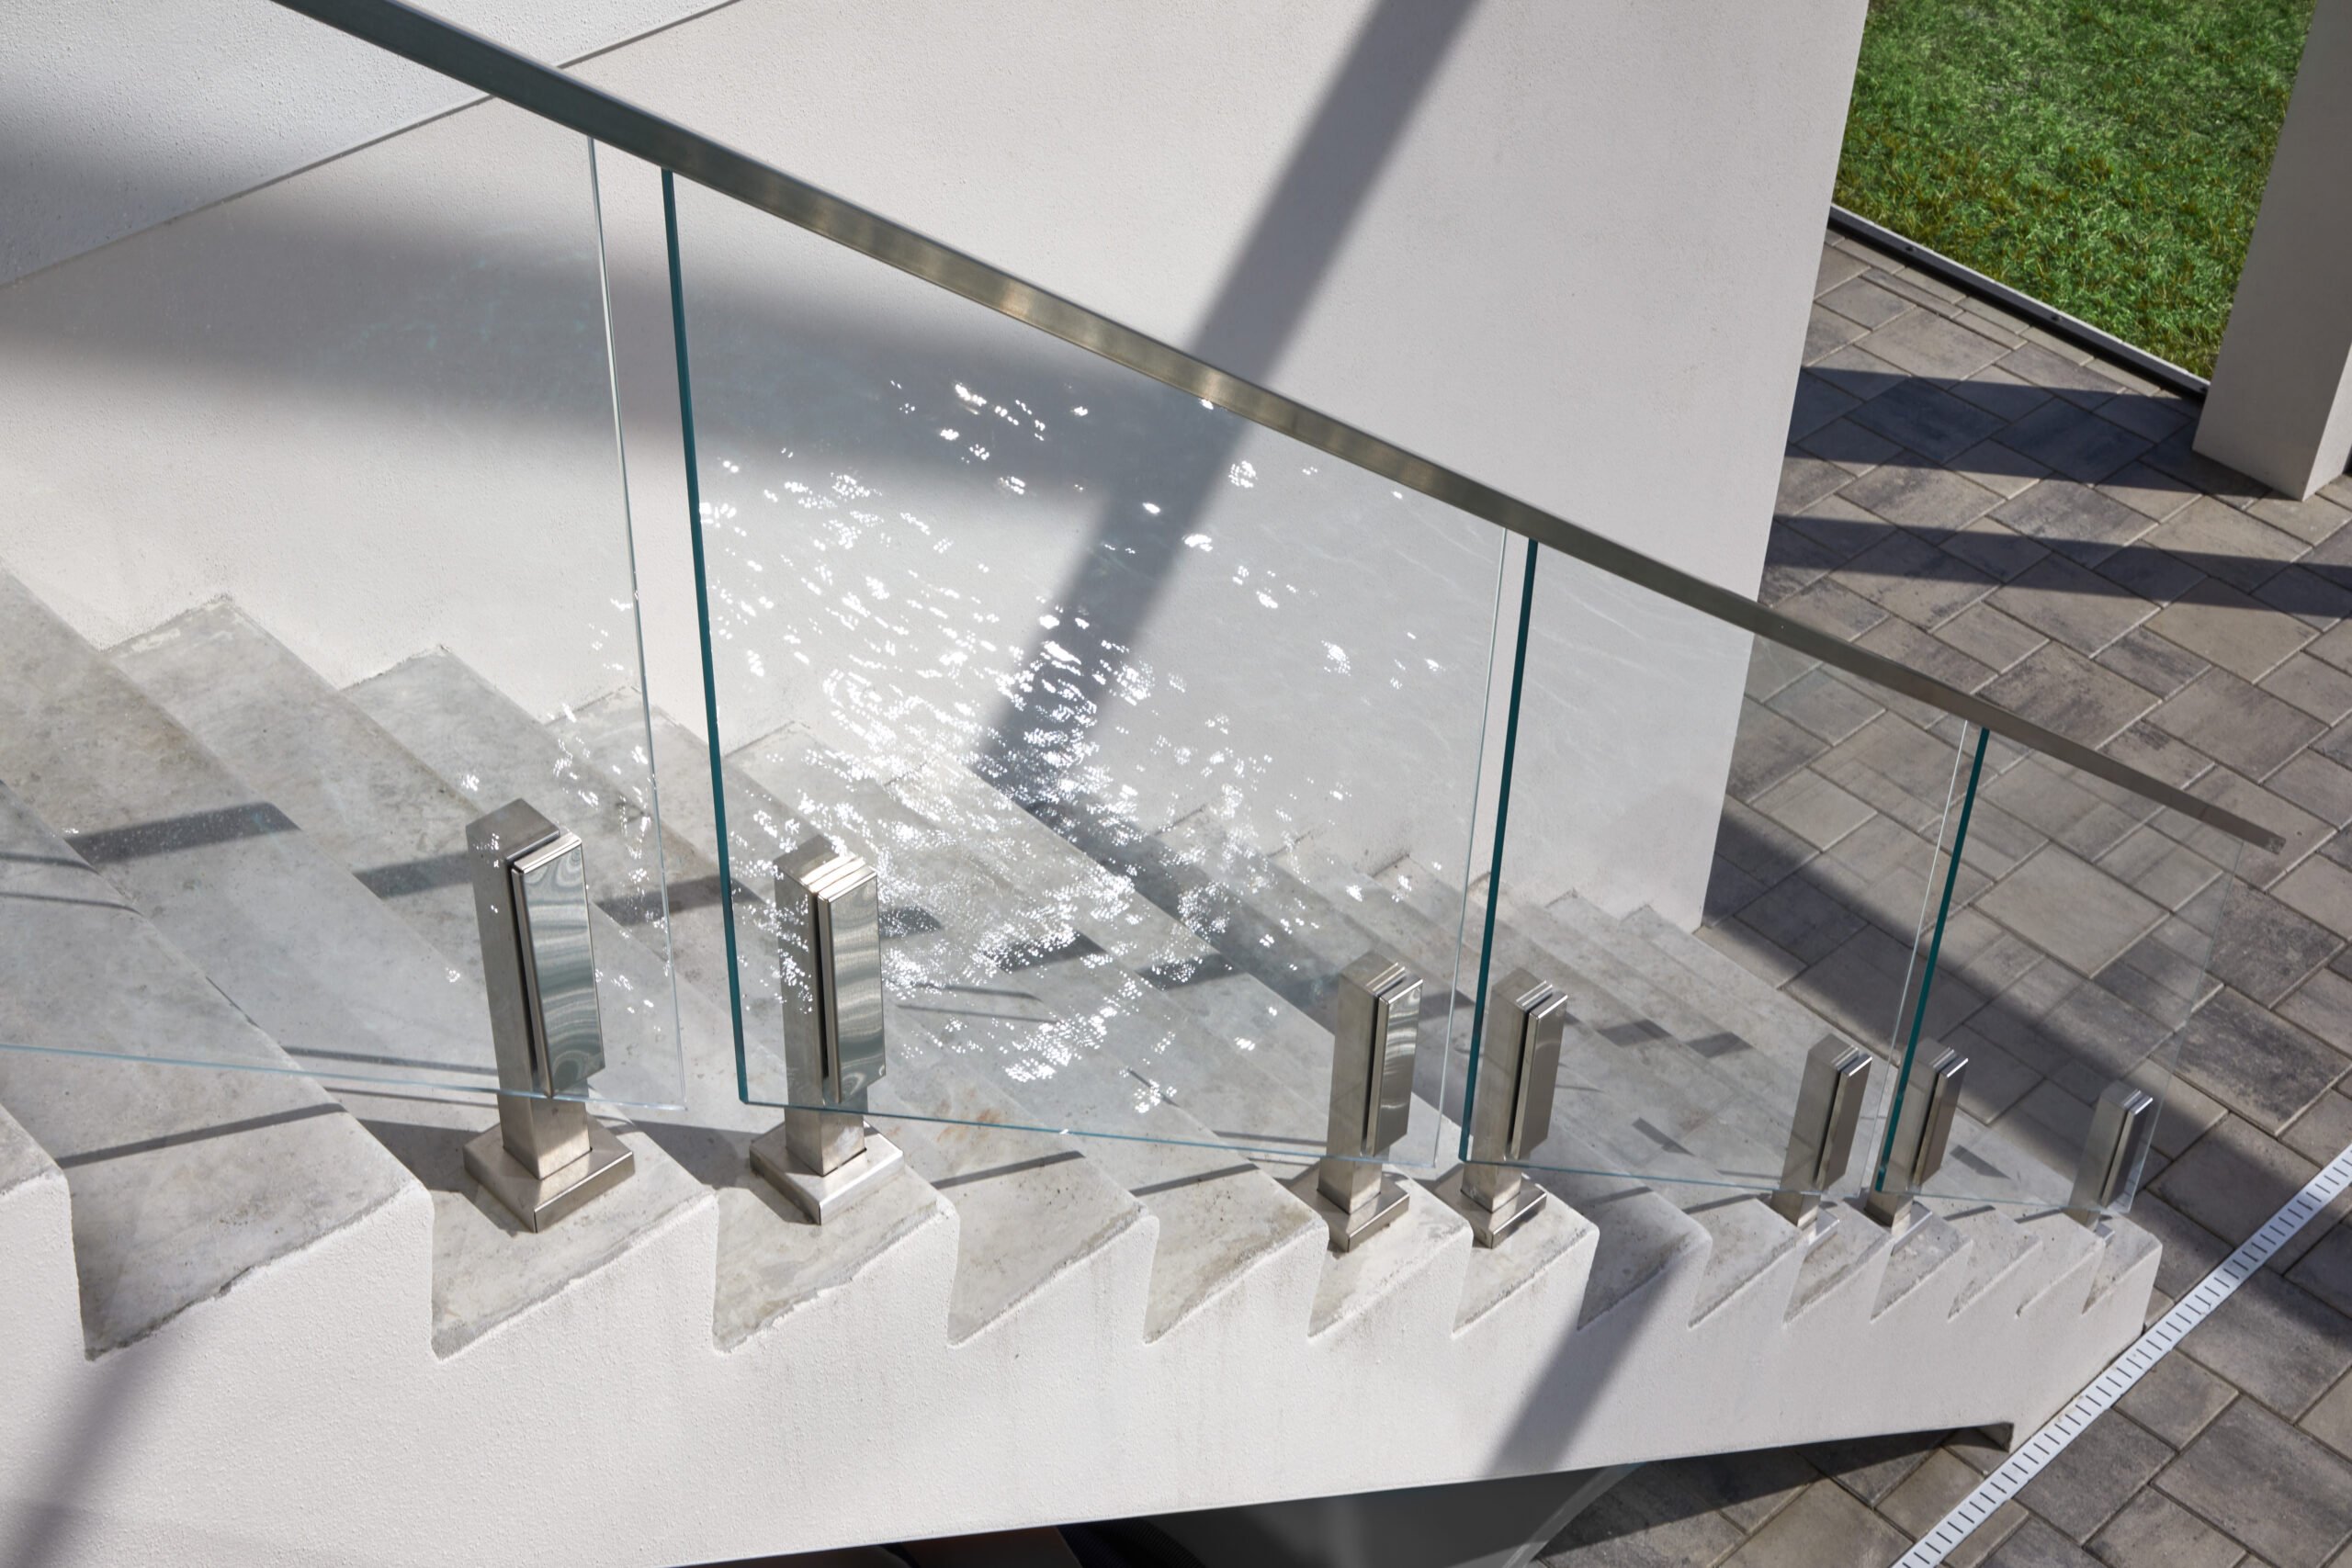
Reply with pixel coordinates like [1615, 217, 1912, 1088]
[668, 175, 1506, 1171]
[0, 86, 682, 1110]
[1457, 547, 1974, 1205]
[1879, 735, 2245, 1216]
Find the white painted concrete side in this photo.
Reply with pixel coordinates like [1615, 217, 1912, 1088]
[0, 0, 722, 286]
[0, 0, 1865, 924]
[2194, 0, 2352, 500]
[0, 1119, 2157, 1568]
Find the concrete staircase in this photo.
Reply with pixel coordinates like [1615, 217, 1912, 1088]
[0, 573, 2161, 1568]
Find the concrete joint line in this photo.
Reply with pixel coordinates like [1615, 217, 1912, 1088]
[1891, 1136, 2352, 1568]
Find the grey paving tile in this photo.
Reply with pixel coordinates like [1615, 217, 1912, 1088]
[2281, 1089, 2352, 1165]
[2002, 399, 2154, 484]
[1979, 642, 2161, 748]
[2145, 497, 2309, 595]
[1811, 340, 1908, 400]
[1944, 517, 2055, 584]
[2156, 1396, 2352, 1565]
[2252, 491, 2352, 549]
[1720, 1477, 1910, 1568]
[1759, 523, 1845, 604]
[2086, 1487, 2245, 1568]
[1778, 491, 1883, 561]
[1996, 480, 2161, 567]
[1817, 242, 1870, 296]
[2140, 432, 2267, 509]
[1849, 379, 2008, 464]
[2150, 671, 2324, 781]
[1865, 309, 2015, 378]
[1792, 369, 1864, 442]
[1667, 1449, 1819, 1535]
[1844, 463, 2006, 530]
[2301, 621, 2352, 675]
[2269, 753, 2352, 828]
[2256, 564, 2352, 631]
[1780, 452, 1854, 513]
[2101, 721, 2215, 793]
[2277, 857, 2352, 944]
[2147, 581, 2318, 682]
[1779, 578, 1890, 642]
[2153, 1075, 2231, 1160]
[1770, 669, 1888, 745]
[1801, 415, 1907, 475]
[2186, 768, 2330, 889]
[2000, 341, 2125, 406]
[1848, 530, 2000, 629]
[2117, 1353, 2239, 1448]
[1753, 768, 1877, 852]
[1952, 440, 2050, 499]
[2204, 886, 2340, 1007]
[2017, 1413, 2175, 1540]
[1729, 700, 1826, 800]
[1939, 602, 2053, 672]
[2096, 392, 2199, 446]
[2108, 637, 2216, 705]
[1880, 1449, 1990, 1540]
[2267, 655, 2352, 726]
[1737, 875, 1870, 966]
[1716, 795, 1818, 886]
[2307, 1368, 2352, 1462]
[1975, 844, 2165, 976]
[1985, 1516, 2103, 1567]
[1954, 366, 2061, 423]
[2290, 1223, 2352, 1321]
[2179, 1268, 2352, 1421]
[2129, 1192, 2233, 1301]
[2154, 1115, 2323, 1262]
[2177, 987, 2350, 1135]
[1821, 275, 1913, 329]
[2099, 462, 2204, 525]
[1538, 1461, 1752, 1567]
[1806, 304, 1871, 364]
[1990, 553, 2158, 655]
[1859, 614, 1998, 692]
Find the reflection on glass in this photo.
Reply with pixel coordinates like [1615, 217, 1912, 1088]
[672, 175, 1505, 1169]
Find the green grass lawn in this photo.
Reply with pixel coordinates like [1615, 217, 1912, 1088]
[1837, 0, 2314, 376]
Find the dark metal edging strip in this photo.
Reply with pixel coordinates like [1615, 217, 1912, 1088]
[1827, 204, 2211, 400]
[267, 0, 2282, 854]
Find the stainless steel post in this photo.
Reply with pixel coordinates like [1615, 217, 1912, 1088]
[1434, 968, 1566, 1246]
[750, 834, 902, 1221]
[1768, 1039, 1873, 1232]
[1290, 953, 1420, 1251]
[2067, 1081, 2159, 1225]
[460, 799, 634, 1231]
[1864, 1046, 1967, 1232]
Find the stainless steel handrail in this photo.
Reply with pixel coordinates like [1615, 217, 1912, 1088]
[269, 0, 2280, 852]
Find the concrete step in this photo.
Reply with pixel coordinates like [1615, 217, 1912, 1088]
[107, 604, 978, 1351]
[346, 652, 1231, 1343]
[0, 777, 416, 1354]
[0, 574, 708, 1354]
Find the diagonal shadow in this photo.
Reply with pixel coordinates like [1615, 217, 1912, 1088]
[973, 0, 1483, 809]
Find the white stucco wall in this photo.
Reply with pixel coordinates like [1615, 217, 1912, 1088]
[0, 0, 1867, 924]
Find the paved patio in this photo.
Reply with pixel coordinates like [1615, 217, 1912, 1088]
[1539, 226, 2352, 1568]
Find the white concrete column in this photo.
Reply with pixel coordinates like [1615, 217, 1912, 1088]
[2194, 0, 2352, 500]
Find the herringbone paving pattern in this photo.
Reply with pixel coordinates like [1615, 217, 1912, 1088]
[1540, 227, 2352, 1568]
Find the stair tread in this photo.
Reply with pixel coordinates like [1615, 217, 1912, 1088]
[115, 600, 687, 1109]
[0, 574, 496, 1093]
[349, 658, 1201, 1339]
[0, 773, 413, 1354]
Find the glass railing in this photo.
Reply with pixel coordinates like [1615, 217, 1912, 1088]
[1869, 732, 2246, 1217]
[600, 36, 2267, 1225]
[24, 0, 2274, 1235]
[664, 172, 1500, 1176]
[0, 45, 684, 1118]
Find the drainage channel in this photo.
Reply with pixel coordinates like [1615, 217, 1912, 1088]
[1892, 1137, 2352, 1567]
